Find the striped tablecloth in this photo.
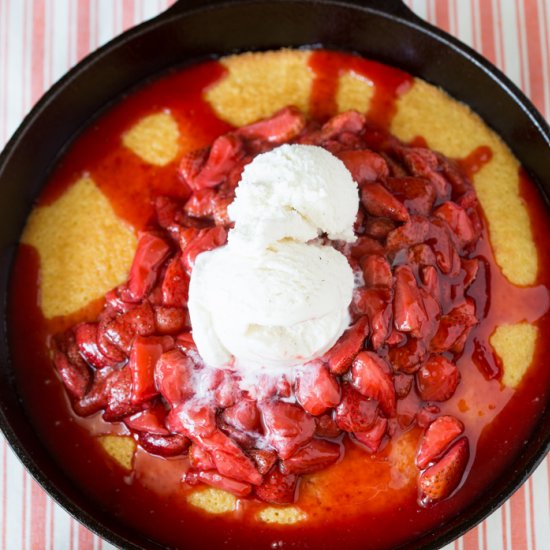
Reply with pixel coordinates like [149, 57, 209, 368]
[0, 1, 549, 548]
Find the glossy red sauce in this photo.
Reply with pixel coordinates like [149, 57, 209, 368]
[8, 51, 550, 549]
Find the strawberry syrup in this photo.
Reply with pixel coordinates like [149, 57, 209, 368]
[8, 52, 550, 549]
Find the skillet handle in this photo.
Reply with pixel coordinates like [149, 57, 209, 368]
[162, 0, 420, 21]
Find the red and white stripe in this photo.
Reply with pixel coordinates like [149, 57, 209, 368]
[0, 1, 549, 548]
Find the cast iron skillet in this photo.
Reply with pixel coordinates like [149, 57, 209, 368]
[0, 0, 549, 548]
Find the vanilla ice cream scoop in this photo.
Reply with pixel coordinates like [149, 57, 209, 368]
[228, 144, 359, 250]
[188, 143, 359, 372]
[189, 241, 354, 369]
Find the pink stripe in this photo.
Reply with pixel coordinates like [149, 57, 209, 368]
[78, 524, 94, 549]
[463, 526, 480, 550]
[541, 0, 550, 119]
[77, 0, 91, 62]
[501, 505, 508, 550]
[30, 480, 47, 550]
[478, 0, 498, 64]
[515, 0, 529, 91]
[524, 0, 546, 113]
[494, 0, 507, 73]
[0, 0, 10, 145]
[482, 520, 488, 550]
[22, 471, 27, 550]
[122, 0, 135, 31]
[510, 486, 529, 549]
[31, 2, 45, 128]
[528, 477, 537, 550]
[434, 0, 452, 33]
[49, 498, 55, 550]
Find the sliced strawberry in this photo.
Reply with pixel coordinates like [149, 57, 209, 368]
[210, 442, 262, 486]
[363, 217, 396, 240]
[154, 306, 188, 335]
[384, 176, 437, 217]
[336, 149, 389, 184]
[75, 323, 112, 369]
[388, 337, 428, 374]
[351, 351, 396, 417]
[430, 300, 477, 353]
[361, 183, 409, 222]
[416, 405, 441, 428]
[52, 331, 91, 399]
[386, 216, 430, 253]
[416, 415, 465, 469]
[335, 383, 379, 433]
[427, 218, 461, 276]
[126, 232, 171, 301]
[249, 449, 278, 476]
[103, 367, 140, 421]
[280, 439, 341, 475]
[167, 400, 217, 439]
[461, 258, 479, 289]
[349, 235, 385, 258]
[124, 403, 169, 435]
[181, 226, 227, 273]
[254, 468, 297, 504]
[393, 372, 413, 399]
[187, 469, 252, 498]
[128, 336, 164, 404]
[416, 356, 460, 402]
[236, 106, 306, 144]
[154, 349, 194, 406]
[189, 443, 215, 471]
[138, 432, 190, 458]
[393, 265, 428, 336]
[353, 415, 388, 453]
[434, 202, 476, 248]
[161, 254, 189, 308]
[362, 255, 393, 288]
[222, 399, 260, 433]
[314, 413, 342, 438]
[260, 401, 315, 460]
[352, 287, 392, 350]
[325, 316, 368, 375]
[179, 148, 208, 189]
[295, 362, 341, 416]
[320, 110, 366, 141]
[72, 367, 111, 416]
[418, 437, 469, 506]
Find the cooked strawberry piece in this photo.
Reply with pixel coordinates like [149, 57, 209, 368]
[276, 377, 292, 398]
[352, 287, 392, 350]
[335, 383, 379, 433]
[384, 176, 436, 217]
[124, 404, 169, 435]
[183, 188, 217, 219]
[179, 147, 209, 188]
[420, 264, 440, 299]
[254, 468, 297, 504]
[388, 337, 427, 374]
[418, 289, 441, 342]
[281, 439, 341, 475]
[249, 449, 278, 475]
[189, 443, 215, 471]
[53, 349, 91, 399]
[336, 150, 389, 184]
[320, 110, 366, 141]
[103, 367, 140, 421]
[167, 400, 217, 439]
[188, 134, 245, 190]
[154, 196, 186, 235]
[260, 401, 315, 460]
[175, 331, 198, 354]
[127, 336, 164, 404]
[209, 441, 262, 486]
[349, 235, 385, 258]
[416, 356, 460, 402]
[416, 405, 441, 428]
[361, 183, 409, 222]
[427, 218, 461, 276]
[126, 232, 171, 301]
[386, 216, 430, 252]
[325, 316, 368, 375]
[393, 372, 413, 399]
[222, 399, 260, 433]
[362, 255, 393, 288]
[214, 372, 239, 408]
[408, 243, 437, 270]
[295, 362, 341, 416]
[351, 352, 396, 417]
[154, 306, 188, 335]
[103, 301, 156, 354]
[386, 330, 406, 346]
[315, 413, 342, 438]
[398, 147, 451, 201]
[236, 106, 306, 144]
[73, 367, 111, 416]
[96, 319, 128, 362]
[181, 226, 227, 272]
[187, 469, 252, 498]
[363, 217, 396, 240]
[104, 287, 136, 314]
[74, 322, 111, 369]
[430, 300, 477, 353]
[393, 265, 428, 336]
[434, 202, 476, 248]
[461, 258, 480, 289]
[139, 432, 189, 457]
[416, 415, 465, 469]
[418, 437, 469, 506]
[353, 415, 388, 453]
[161, 254, 189, 308]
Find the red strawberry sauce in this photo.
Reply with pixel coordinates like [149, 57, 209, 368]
[8, 50, 550, 549]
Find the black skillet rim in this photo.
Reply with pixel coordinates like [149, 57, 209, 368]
[0, 1, 549, 549]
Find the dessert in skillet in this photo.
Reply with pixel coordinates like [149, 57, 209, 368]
[10, 49, 550, 549]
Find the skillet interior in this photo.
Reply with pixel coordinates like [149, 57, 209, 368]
[0, 1, 549, 548]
